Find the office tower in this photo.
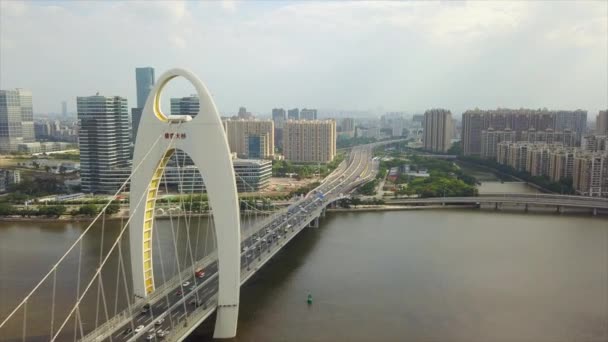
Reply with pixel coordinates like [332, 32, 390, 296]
[136, 67, 155, 109]
[131, 108, 143, 142]
[0, 88, 35, 153]
[162, 159, 272, 193]
[272, 108, 286, 149]
[170, 95, 200, 115]
[62, 101, 67, 117]
[300, 108, 318, 120]
[283, 120, 336, 163]
[549, 148, 576, 182]
[573, 153, 608, 197]
[423, 109, 452, 153]
[597, 110, 608, 135]
[272, 108, 286, 127]
[480, 128, 516, 159]
[78, 95, 132, 193]
[237, 107, 253, 119]
[132, 67, 155, 142]
[288, 108, 300, 120]
[223, 119, 274, 158]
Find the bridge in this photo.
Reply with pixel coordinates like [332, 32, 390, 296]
[384, 193, 608, 215]
[0, 68, 402, 342]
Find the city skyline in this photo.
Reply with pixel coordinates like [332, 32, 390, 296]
[1, 1, 606, 116]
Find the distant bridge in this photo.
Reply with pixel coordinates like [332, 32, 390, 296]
[384, 193, 608, 215]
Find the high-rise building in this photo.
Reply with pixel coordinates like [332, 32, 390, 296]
[135, 67, 155, 109]
[170, 95, 200, 116]
[462, 108, 586, 156]
[61, 101, 67, 117]
[526, 145, 552, 177]
[272, 108, 286, 149]
[480, 128, 516, 159]
[573, 153, 608, 197]
[238, 107, 252, 119]
[223, 119, 274, 158]
[78, 95, 132, 193]
[300, 108, 318, 120]
[520, 128, 577, 147]
[423, 109, 452, 153]
[549, 148, 576, 182]
[597, 110, 608, 135]
[582, 134, 608, 153]
[288, 108, 300, 120]
[0, 88, 35, 153]
[283, 120, 336, 163]
[497, 142, 532, 172]
[132, 67, 155, 142]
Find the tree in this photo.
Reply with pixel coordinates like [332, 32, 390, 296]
[350, 197, 362, 208]
[78, 204, 99, 216]
[0, 203, 15, 216]
[38, 205, 66, 217]
[105, 201, 120, 215]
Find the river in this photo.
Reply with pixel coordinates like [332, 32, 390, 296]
[1, 181, 607, 341]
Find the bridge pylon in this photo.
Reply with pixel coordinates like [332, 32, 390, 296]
[130, 68, 241, 338]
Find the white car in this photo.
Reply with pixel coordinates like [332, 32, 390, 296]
[182, 281, 190, 287]
[134, 325, 145, 333]
[146, 333, 155, 340]
[155, 318, 164, 326]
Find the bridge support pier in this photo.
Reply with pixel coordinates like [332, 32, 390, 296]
[321, 208, 326, 218]
[494, 202, 500, 210]
[309, 216, 319, 228]
[593, 208, 597, 216]
[556, 205, 562, 214]
[524, 203, 528, 212]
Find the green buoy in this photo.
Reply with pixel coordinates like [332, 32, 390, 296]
[307, 293, 313, 304]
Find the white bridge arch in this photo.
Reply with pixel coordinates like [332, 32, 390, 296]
[129, 68, 240, 338]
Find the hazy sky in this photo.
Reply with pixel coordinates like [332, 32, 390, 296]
[1, 1, 606, 117]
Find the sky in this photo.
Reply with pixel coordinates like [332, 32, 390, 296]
[0, 0, 607, 118]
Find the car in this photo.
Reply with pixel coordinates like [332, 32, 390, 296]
[155, 318, 164, 326]
[182, 281, 190, 287]
[146, 333, 155, 340]
[134, 325, 145, 333]
[195, 269, 205, 278]
[156, 329, 165, 337]
[123, 327, 133, 335]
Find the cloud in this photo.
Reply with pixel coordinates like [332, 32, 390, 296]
[0, 1, 606, 116]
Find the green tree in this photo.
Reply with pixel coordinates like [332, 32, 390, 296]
[105, 201, 120, 215]
[0, 203, 16, 216]
[38, 205, 66, 217]
[78, 204, 99, 216]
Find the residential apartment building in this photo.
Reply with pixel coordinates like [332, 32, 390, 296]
[462, 108, 585, 156]
[526, 145, 553, 177]
[573, 153, 608, 197]
[480, 128, 516, 159]
[520, 129, 577, 147]
[283, 120, 336, 163]
[223, 119, 274, 158]
[423, 109, 452, 153]
[548, 148, 576, 182]
[582, 134, 608, 153]
[77, 95, 132, 193]
[0, 88, 35, 153]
